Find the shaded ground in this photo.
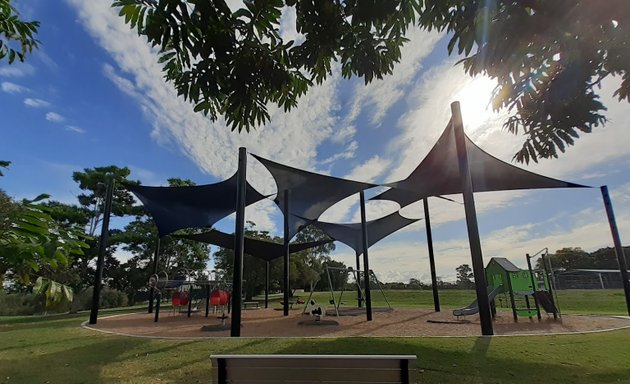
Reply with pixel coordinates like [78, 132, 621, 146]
[87, 308, 630, 338]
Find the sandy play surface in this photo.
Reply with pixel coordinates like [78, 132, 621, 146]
[86, 307, 630, 338]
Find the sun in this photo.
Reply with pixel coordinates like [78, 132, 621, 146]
[453, 76, 499, 132]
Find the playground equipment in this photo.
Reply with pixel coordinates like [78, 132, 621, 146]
[147, 270, 232, 322]
[323, 266, 392, 317]
[453, 256, 559, 321]
[486, 257, 558, 321]
[453, 285, 504, 318]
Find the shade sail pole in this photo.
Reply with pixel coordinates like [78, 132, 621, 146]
[360, 191, 373, 321]
[230, 147, 247, 337]
[265, 261, 270, 309]
[451, 101, 493, 336]
[355, 250, 363, 307]
[148, 236, 160, 313]
[423, 198, 440, 312]
[601, 185, 630, 316]
[283, 190, 290, 316]
[89, 178, 114, 325]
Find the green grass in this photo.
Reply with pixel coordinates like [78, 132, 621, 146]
[264, 289, 629, 315]
[1, 312, 629, 383]
[1, 289, 628, 383]
[555, 289, 629, 315]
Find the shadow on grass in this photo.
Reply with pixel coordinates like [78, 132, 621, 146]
[270, 337, 630, 384]
[1, 337, 151, 383]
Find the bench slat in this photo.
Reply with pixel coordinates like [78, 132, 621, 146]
[211, 354, 417, 384]
[225, 367, 402, 383]
[222, 359, 406, 369]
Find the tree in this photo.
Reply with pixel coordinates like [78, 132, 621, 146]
[318, 257, 348, 292]
[535, 246, 630, 271]
[589, 246, 630, 270]
[536, 247, 591, 270]
[113, 0, 418, 131]
[0, 160, 10, 176]
[115, 0, 629, 163]
[419, 0, 629, 163]
[0, 194, 89, 286]
[455, 263, 474, 289]
[72, 166, 141, 237]
[0, 0, 39, 63]
[70, 166, 141, 287]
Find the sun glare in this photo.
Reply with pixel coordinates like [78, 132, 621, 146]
[453, 76, 498, 132]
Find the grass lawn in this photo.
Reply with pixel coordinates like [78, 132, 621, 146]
[1, 290, 628, 383]
[1, 312, 629, 383]
[268, 289, 629, 315]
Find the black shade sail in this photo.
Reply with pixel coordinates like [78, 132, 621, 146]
[176, 230, 334, 262]
[306, 211, 420, 254]
[127, 172, 266, 237]
[373, 120, 589, 207]
[252, 154, 377, 238]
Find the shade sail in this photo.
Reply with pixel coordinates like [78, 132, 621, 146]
[176, 230, 334, 262]
[306, 211, 420, 254]
[127, 172, 266, 237]
[252, 154, 376, 238]
[373, 120, 589, 207]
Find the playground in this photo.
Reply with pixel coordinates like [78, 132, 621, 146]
[87, 307, 630, 338]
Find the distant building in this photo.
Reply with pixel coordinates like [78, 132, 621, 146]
[555, 269, 629, 289]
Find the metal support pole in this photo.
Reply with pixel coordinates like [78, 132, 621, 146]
[230, 147, 247, 337]
[355, 251, 363, 307]
[451, 101, 493, 335]
[601, 185, 630, 316]
[360, 191, 373, 321]
[541, 251, 559, 319]
[423, 198, 440, 312]
[154, 292, 161, 322]
[506, 273, 518, 322]
[283, 190, 290, 316]
[89, 179, 114, 325]
[148, 237, 161, 313]
[187, 286, 193, 317]
[205, 284, 210, 318]
[265, 261, 269, 309]
[526, 254, 542, 320]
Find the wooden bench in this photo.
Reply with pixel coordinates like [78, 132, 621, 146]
[210, 354, 417, 383]
[242, 301, 260, 309]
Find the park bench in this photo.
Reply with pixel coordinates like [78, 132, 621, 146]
[210, 354, 418, 383]
[242, 301, 260, 309]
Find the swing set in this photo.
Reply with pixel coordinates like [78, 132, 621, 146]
[321, 266, 392, 317]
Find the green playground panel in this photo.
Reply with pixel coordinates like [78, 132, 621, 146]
[516, 309, 537, 317]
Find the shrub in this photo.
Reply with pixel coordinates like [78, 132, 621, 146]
[0, 292, 45, 315]
[71, 287, 129, 311]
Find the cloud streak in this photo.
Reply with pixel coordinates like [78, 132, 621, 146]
[45, 112, 65, 123]
[1, 81, 28, 94]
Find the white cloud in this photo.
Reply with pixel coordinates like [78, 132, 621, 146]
[1, 81, 28, 94]
[320, 141, 358, 165]
[66, 0, 347, 233]
[0, 63, 35, 77]
[65, 125, 85, 134]
[343, 27, 442, 128]
[45, 112, 65, 123]
[24, 98, 50, 108]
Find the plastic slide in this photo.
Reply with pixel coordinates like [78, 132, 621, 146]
[532, 291, 558, 314]
[452, 285, 504, 317]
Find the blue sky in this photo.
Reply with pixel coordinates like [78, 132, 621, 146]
[1, 1, 629, 282]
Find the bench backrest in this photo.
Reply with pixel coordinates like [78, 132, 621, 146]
[211, 354, 417, 384]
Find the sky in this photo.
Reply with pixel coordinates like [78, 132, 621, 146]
[1, 1, 629, 283]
